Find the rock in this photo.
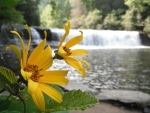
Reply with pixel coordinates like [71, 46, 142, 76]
[96, 90, 150, 106]
[31, 26, 53, 41]
[63, 81, 150, 106]
[139, 31, 150, 46]
[143, 107, 150, 113]
[63, 80, 98, 95]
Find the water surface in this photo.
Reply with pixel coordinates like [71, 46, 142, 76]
[51, 48, 150, 94]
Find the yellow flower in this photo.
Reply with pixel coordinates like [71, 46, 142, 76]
[57, 20, 90, 77]
[6, 25, 69, 111]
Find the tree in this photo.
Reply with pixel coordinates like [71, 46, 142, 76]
[40, 4, 53, 27]
[122, 0, 150, 31]
[40, 0, 71, 28]
[70, 0, 87, 28]
[103, 10, 121, 30]
[15, 0, 40, 26]
[83, 9, 103, 29]
[80, 0, 127, 29]
[81, 0, 127, 17]
[143, 16, 150, 33]
[0, 0, 25, 44]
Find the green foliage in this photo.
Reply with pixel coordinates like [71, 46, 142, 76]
[81, 0, 127, 16]
[70, 0, 127, 29]
[0, 0, 25, 28]
[0, 111, 20, 113]
[143, 16, 150, 33]
[69, 0, 87, 28]
[38, 0, 150, 30]
[0, 66, 17, 84]
[40, 4, 53, 27]
[83, 9, 103, 29]
[40, 0, 71, 28]
[0, 0, 26, 7]
[121, 10, 135, 30]
[7, 92, 38, 113]
[80, 0, 94, 11]
[0, 6, 25, 44]
[15, 0, 40, 26]
[0, 96, 11, 112]
[0, 66, 19, 96]
[53, 0, 71, 28]
[45, 89, 99, 112]
[123, 0, 150, 31]
[103, 10, 121, 30]
[0, 7, 25, 25]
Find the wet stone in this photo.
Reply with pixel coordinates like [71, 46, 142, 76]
[96, 90, 150, 106]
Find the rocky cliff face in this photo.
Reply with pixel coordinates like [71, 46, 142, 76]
[139, 32, 150, 46]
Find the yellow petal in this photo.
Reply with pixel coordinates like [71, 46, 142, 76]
[58, 46, 67, 56]
[65, 30, 83, 48]
[21, 69, 32, 80]
[6, 45, 21, 61]
[64, 56, 86, 77]
[28, 79, 38, 95]
[10, 30, 25, 54]
[20, 59, 23, 69]
[80, 59, 90, 70]
[24, 24, 32, 38]
[58, 20, 70, 48]
[70, 49, 88, 56]
[39, 70, 69, 85]
[24, 24, 32, 68]
[28, 38, 46, 64]
[32, 88, 45, 111]
[44, 30, 47, 38]
[10, 30, 25, 66]
[34, 46, 53, 72]
[39, 83, 62, 103]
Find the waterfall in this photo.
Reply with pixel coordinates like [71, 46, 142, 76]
[11, 27, 42, 49]
[50, 29, 141, 47]
[30, 27, 42, 44]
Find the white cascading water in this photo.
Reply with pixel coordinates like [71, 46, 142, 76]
[30, 27, 43, 44]
[50, 29, 141, 47]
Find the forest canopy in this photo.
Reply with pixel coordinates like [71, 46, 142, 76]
[0, 0, 150, 33]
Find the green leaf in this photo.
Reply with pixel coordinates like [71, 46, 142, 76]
[8, 88, 39, 113]
[0, 72, 11, 89]
[0, 96, 11, 112]
[45, 89, 99, 112]
[62, 90, 99, 110]
[53, 50, 63, 60]
[0, 66, 17, 84]
[8, 85, 65, 113]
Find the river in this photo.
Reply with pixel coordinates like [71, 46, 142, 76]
[1, 27, 150, 94]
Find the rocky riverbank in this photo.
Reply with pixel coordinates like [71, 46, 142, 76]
[63, 80, 150, 113]
[70, 102, 142, 113]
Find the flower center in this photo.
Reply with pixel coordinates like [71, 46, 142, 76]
[24, 64, 43, 82]
[63, 46, 72, 56]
